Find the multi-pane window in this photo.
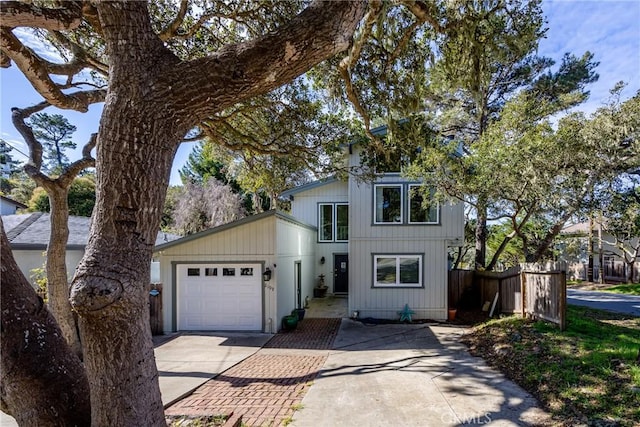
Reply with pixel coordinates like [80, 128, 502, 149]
[408, 184, 439, 224]
[318, 203, 349, 242]
[373, 184, 439, 225]
[373, 255, 422, 287]
[374, 185, 402, 224]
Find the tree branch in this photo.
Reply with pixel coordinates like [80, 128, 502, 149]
[0, 29, 105, 111]
[0, 1, 83, 31]
[158, 0, 189, 41]
[169, 0, 367, 123]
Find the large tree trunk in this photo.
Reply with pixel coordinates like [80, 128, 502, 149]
[47, 186, 83, 357]
[0, 218, 91, 426]
[63, 2, 366, 425]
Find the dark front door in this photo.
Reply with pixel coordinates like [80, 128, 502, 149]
[334, 254, 348, 294]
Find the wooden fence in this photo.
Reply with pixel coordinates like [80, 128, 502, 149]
[449, 265, 566, 330]
[149, 283, 163, 335]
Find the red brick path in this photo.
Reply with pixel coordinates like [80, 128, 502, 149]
[165, 318, 341, 426]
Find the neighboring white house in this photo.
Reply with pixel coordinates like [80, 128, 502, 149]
[0, 195, 27, 215]
[154, 131, 465, 333]
[3, 212, 178, 283]
[558, 221, 639, 283]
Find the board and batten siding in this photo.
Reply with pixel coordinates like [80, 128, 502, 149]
[289, 180, 348, 226]
[156, 215, 277, 333]
[287, 179, 349, 293]
[347, 146, 464, 320]
[275, 217, 317, 326]
[349, 239, 448, 320]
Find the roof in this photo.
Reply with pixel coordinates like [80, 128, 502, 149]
[0, 195, 27, 209]
[279, 176, 341, 199]
[153, 210, 316, 252]
[2, 212, 180, 250]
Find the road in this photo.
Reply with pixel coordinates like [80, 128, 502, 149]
[567, 288, 640, 317]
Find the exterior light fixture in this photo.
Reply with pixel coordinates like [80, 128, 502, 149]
[320, 256, 325, 264]
[263, 267, 272, 282]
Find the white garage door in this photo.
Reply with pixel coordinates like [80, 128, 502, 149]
[177, 263, 262, 331]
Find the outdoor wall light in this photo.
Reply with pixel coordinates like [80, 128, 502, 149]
[263, 267, 272, 282]
[320, 256, 325, 264]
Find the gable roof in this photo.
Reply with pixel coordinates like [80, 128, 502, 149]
[3, 212, 179, 250]
[279, 176, 342, 199]
[153, 210, 316, 252]
[0, 195, 27, 209]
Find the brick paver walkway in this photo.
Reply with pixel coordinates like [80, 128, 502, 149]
[165, 318, 341, 426]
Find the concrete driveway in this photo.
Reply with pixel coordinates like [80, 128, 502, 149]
[0, 332, 270, 426]
[155, 332, 272, 406]
[568, 288, 640, 316]
[291, 320, 551, 427]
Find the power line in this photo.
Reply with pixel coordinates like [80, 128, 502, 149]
[0, 139, 29, 159]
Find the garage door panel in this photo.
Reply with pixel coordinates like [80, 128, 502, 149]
[178, 264, 262, 331]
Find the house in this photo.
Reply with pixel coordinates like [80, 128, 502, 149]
[0, 195, 27, 215]
[154, 129, 465, 333]
[558, 221, 639, 283]
[3, 212, 179, 283]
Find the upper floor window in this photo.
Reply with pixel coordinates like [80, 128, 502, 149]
[408, 184, 439, 224]
[319, 203, 349, 242]
[374, 184, 403, 224]
[373, 183, 439, 225]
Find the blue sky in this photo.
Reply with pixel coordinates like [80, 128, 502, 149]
[1, 0, 639, 186]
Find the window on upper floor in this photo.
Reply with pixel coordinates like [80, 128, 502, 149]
[408, 184, 439, 224]
[373, 183, 439, 225]
[373, 254, 423, 287]
[374, 184, 403, 224]
[319, 203, 349, 242]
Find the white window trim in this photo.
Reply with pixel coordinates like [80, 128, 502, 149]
[335, 203, 349, 242]
[373, 184, 403, 225]
[318, 203, 334, 242]
[407, 184, 440, 224]
[318, 203, 349, 243]
[373, 254, 423, 288]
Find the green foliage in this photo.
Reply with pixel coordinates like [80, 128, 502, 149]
[28, 176, 96, 217]
[27, 113, 77, 174]
[468, 306, 640, 424]
[607, 283, 640, 296]
[29, 263, 48, 300]
[7, 171, 37, 205]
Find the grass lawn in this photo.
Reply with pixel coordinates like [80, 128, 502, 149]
[607, 283, 640, 296]
[463, 306, 640, 426]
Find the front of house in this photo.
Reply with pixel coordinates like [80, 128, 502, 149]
[155, 137, 464, 333]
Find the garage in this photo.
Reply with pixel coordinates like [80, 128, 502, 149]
[177, 263, 262, 331]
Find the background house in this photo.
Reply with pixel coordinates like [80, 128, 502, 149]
[3, 212, 178, 284]
[558, 221, 639, 283]
[0, 195, 27, 215]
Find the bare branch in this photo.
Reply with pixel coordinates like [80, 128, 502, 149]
[60, 133, 97, 186]
[0, 29, 106, 111]
[0, 1, 82, 31]
[158, 0, 189, 42]
[0, 49, 10, 67]
[398, 0, 445, 33]
[338, 0, 384, 141]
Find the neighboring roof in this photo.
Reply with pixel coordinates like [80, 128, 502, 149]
[153, 210, 316, 252]
[2, 212, 179, 250]
[279, 176, 341, 199]
[0, 195, 27, 209]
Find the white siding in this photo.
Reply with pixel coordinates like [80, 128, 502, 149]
[288, 180, 349, 292]
[157, 215, 277, 333]
[346, 145, 464, 320]
[12, 249, 85, 286]
[289, 180, 348, 226]
[275, 217, 316, 324]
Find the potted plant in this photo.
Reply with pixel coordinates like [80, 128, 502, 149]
[282, 314, 298, 331]
[313, 274, 328, 298]
[292, 308, 306, 322]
